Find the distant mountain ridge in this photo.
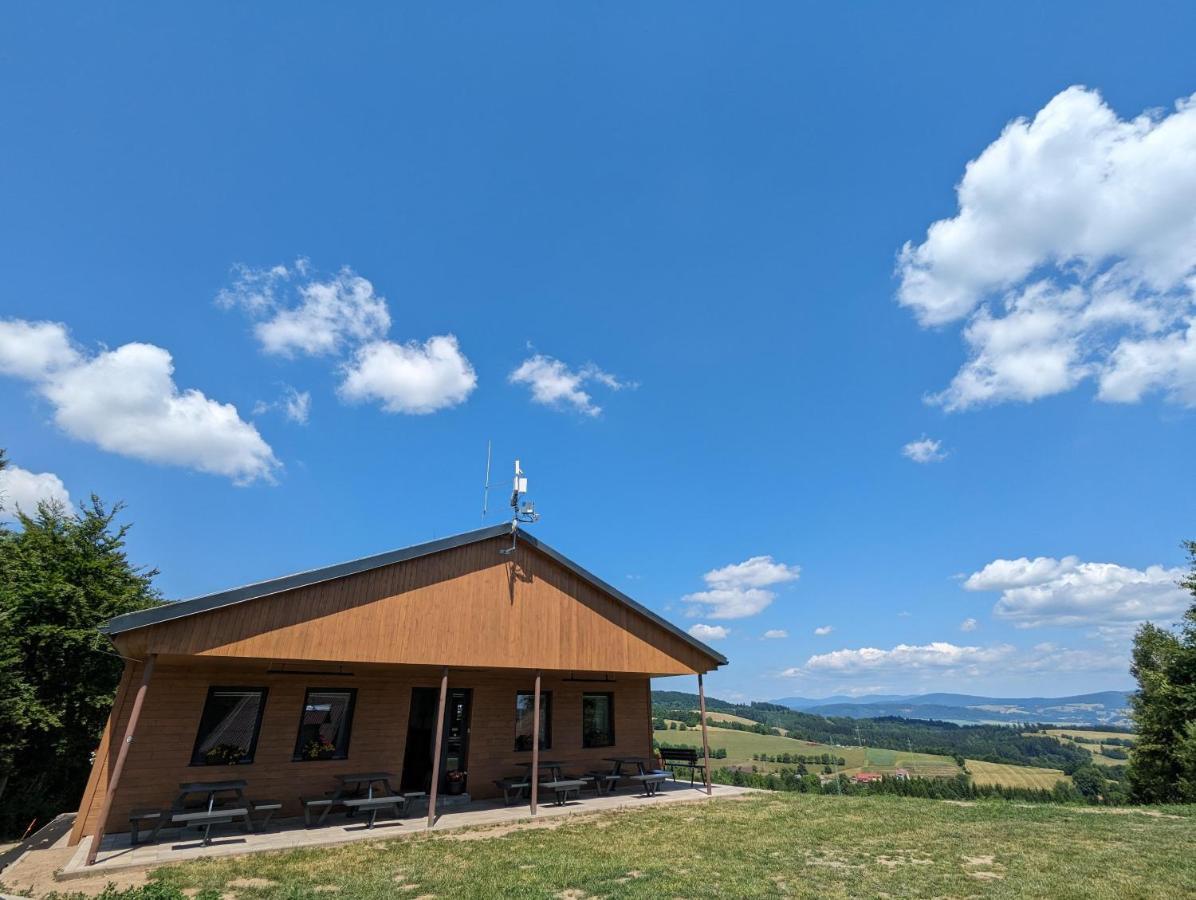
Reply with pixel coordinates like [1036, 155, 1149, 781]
[770, 691, 1132, 727]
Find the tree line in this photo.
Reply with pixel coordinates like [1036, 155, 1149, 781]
[0, 450, 160, 839]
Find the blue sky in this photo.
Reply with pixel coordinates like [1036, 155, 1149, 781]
[3, 3, 1195, 702]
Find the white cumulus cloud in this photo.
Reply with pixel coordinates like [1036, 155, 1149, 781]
[762, 629, 788, 639]
[508, 354, 633, 416]
[688, 623, 730, 641]
[813, 625, 834, 636]
[255, 385, 312, 424]
[219, 261, 390, 358]
[0, 464, 71, 520]
[902, 436, 947, 463]
[0, 320, 278, 484]
[964, 554, 1189, 629]
[683, 555, 801, 620]
[897, 86, 1196, 410]
[960, 617, 978, 632]
[219, 261, 476, 416]
[339, 337, 477, 414]
[783, 640, 1120, 682]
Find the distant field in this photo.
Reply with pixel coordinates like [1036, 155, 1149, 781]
[1046, 728, 1137, 742]
[1042, 728, 1136, 767]
[657, 723, 862, 769]
[656, 723, 961, 777]
[704, 710, 763, 728]
[967, 759, 1069, 790]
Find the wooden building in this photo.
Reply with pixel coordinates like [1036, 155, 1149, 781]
[69, 524, 726, 859]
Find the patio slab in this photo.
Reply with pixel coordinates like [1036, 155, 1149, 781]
[59, 781, 753, 879]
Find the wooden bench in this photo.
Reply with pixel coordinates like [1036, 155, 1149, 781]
[401, 791, 428, 818]
[659, 747, 707, 784]
[248, 799, 282, 830]
[128, 808, 168, 845]
[494, 777, 531, 805]
[540, 779, 587, 806]
[300, 794, 339, 828]
[628, 773, 668, 796]
[343, 795, 404, 829]
[171, 807, 249, 846]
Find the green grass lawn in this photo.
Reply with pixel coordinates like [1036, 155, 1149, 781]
[657, 722, 861, 769]
[37, 793, 1195, 899]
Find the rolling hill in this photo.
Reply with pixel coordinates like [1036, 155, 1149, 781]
[770, 691, 1132, 727]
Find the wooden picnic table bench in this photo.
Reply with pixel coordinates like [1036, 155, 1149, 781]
[494, 777, 531, 805]
[658, 747, 707, 784]
[342, 795, 404, 829]
[628, 772, 668, 796]
[540, 779, 587, 806]
[171, 806, 249, 846]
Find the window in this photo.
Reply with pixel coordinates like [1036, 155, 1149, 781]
[293, 688, 357, 761]
[582, 693, 615, 748]
[514, 691, 551, 751]
[190, 687, 267, 766]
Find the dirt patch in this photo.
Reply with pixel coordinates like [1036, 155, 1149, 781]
[969, 871, 1005, 881]
[2, 846, 150, 898]
[228, 878, 278, 889]
[312, 885, 340, 893]
[556, 891, 590, 900]
[875, 855, 932, 868]
[962, 855, 996, 867]
[615, 870, 645, 883]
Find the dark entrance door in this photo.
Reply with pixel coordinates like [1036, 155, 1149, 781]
[401, 687, 472, 793]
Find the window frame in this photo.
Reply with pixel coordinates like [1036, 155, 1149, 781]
[189, 685, 269, 767]
[513, 690, 553, 752]
[581, 691, 616, 749]
[292, 686, 359, 762]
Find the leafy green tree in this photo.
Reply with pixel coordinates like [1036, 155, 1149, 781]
[1128, 540, 1196, 804]
[0, 487, 160, 837]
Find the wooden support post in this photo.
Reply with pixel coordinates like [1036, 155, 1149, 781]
[698, 672, 712, 796]
[86, 653, 156, 866]
[530, 671, 541, 815]
[426, 667, 449, 828]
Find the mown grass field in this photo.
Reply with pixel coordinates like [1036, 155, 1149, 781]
[967, 759, 1069, 789]
[1042, 728, 1137, 767]
[31, 792, 1195, 899]
[660, 721, 1083, 788]
[656, 723, 864, 769]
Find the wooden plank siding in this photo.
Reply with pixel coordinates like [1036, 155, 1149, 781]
[113, 537, 713, 676]
[70, 661, 653, 842]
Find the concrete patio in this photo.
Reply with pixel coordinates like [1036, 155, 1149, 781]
[60, 781, 753, 879]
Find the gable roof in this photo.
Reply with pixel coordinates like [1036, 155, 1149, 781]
[102, 524, 727, 667]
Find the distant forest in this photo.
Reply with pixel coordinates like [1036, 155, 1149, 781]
[652, 691, 1092, 773]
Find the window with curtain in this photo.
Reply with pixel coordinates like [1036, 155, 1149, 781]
[582, 692, 615, 748]
[190, 687, 268, 766]
[293, 688, 357, 761]
[514, 690, 552, 751]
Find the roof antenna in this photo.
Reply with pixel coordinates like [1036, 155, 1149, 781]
[481, 440, 492, 522]
[500, 458, 539, 554]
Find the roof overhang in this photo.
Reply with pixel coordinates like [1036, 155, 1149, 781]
[101, 524, 727, 668]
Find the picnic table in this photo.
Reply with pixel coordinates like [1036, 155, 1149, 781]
[514, 760, 567, 782]
[301, 772, 411, 829]
[169, 779, 253, 846]
[334, 772, 397, 800]
[603, 756, 650, 777]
